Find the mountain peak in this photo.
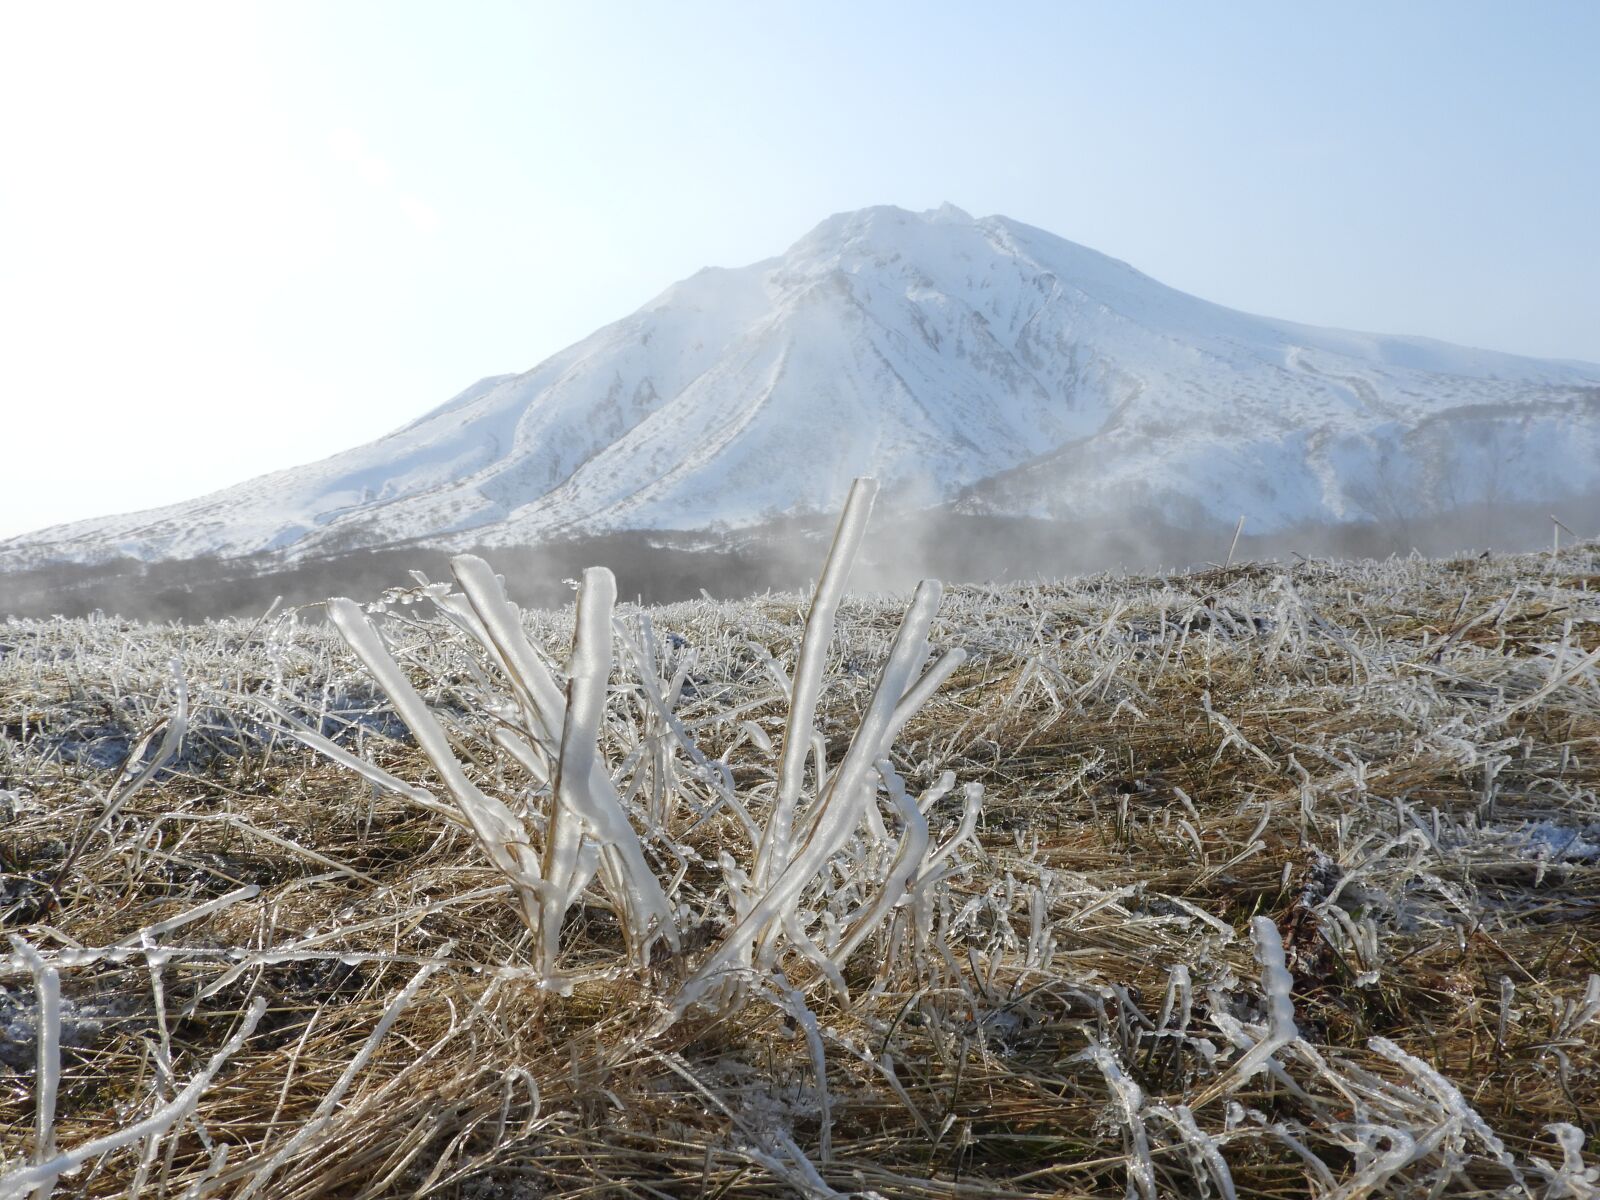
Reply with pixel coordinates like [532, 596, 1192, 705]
[785, 202, 983, 254]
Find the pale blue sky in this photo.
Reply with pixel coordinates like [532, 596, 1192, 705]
[2, 1, 1596, 537]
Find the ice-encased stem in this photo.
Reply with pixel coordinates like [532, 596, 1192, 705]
[829, 763, 929, 964]
[791, 579, 945, 857]
[9, 940, 61, 1200]
[1195, 916, 1298, 1109]
[449, 555, 568, 743]
[543, 568, 613, 969]
[675, 577, 945, 1012]
[1081, 1039, 1156, 1200]
[754, 478, 878, 895]
[0, 999, 265, 1200]
[326, 599, 545, 935]
[451, 557, 679, 962]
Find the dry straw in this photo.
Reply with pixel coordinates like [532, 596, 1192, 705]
[2, 486, 1599, 1197]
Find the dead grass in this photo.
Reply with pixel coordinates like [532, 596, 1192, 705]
[3, 541, 1599, 1198]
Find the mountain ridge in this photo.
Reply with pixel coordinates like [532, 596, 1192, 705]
[7, 204, 1600, 570]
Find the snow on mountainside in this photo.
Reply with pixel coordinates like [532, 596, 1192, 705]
[7, 204, 1600, 569]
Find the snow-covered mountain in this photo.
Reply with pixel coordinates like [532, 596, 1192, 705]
[8, 204, 1600, 569]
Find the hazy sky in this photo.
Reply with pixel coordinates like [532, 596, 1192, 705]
[3, 2, 1597, 539]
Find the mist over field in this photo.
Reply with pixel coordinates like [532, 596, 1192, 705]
[4, 492, 1596, 622]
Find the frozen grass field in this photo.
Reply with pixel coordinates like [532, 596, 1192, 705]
[3, 516, 1599, 1197]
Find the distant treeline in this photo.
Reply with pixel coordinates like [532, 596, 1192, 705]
[2, 495, 1596, 622]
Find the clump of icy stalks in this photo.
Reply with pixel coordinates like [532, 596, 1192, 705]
[309, 478, 978, 1019]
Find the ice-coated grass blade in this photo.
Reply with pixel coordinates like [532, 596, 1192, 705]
[754, 477, 878, 894]
[449, 555, 568, 743]
[791, 579, 945, 855]
[254, 696, 465, 825]
[326, 598, 546, 935]
[829, 761, 929, 965]
[0, 999, 266, 1200]
[452, 556, 679, 964]
[675, 577, 949, 1013]
[9, 940, 60, 1200]
[1192, 916, 1299, 1108]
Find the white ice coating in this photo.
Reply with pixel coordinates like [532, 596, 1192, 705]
[450, 555, 679, 958]
[329, 566, 682, 972]
[671, 577, 946, 1012]
[1534, 1124, 1598, 1198]
[1233, 915, 1299, 1085]
[0, 998, 266, 1200]
[9, 940, 60, 1200]
[295, 480, 973, 1030]
[1369, 1036, 1522, 1183]
[829, 762, 929, 964]
[326, 598, 546, 935]
[754, 476, 878, 897]
[1081, 1040, 1157, 1200]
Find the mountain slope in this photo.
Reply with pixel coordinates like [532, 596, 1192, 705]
[7, 204, 1600, 569]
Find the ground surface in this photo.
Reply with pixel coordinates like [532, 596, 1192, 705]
[2, 543, 1598, 1198]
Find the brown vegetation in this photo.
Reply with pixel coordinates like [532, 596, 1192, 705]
[2, 536, 1598, 1197]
